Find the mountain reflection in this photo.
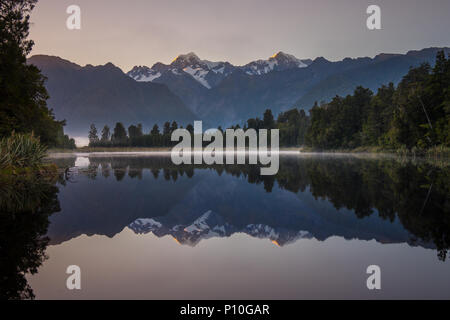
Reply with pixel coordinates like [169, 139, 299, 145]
[48, 155, 450, 262]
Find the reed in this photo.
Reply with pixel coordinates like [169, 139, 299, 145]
[0, 132, 47, 168]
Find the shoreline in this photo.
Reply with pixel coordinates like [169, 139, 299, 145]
[45, 147, 449, 162]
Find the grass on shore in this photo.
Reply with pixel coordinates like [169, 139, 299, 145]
[0, 132, 47, 168]
[0, 133, 63, 179]
[0, 163, 59, 178]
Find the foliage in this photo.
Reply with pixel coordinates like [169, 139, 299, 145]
[0, 0, 75, 148]
[88, 124, 99, 144]
[306, 51, 450, 151]
[111, 122, 127, 143]
[101, 125, 110, 142]
[0, 168, 60, 299]
[0, 132, 47, 168]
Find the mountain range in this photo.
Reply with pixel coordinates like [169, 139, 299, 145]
[27, 55, 196, 136]
[28, 47, 450, 136]
[128, 51, 312, 89]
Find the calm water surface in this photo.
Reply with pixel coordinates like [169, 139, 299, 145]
[2, 154, 449, 299]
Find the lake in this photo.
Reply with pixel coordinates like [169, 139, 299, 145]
[2, 154, 449, 299]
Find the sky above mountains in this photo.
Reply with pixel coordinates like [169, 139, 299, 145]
[30, 0, 450, 72]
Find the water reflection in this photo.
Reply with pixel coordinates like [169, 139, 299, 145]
[2, 154, 449, 299]
[0, 172, 61, 299]
[48, 155, 450, 261]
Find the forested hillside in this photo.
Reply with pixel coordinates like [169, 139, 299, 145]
[306, 51, 450, 151]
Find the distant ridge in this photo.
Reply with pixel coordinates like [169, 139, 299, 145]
[27, 55, 196, 136]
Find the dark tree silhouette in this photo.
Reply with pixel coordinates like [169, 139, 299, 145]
[0, 0, 70, 147]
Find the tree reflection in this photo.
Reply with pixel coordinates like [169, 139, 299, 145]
[0, 173, 61, 299]
[80, 156, 449, 261]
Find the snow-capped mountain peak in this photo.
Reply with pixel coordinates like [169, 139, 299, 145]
[171, 52, 203, 69]
[169, 53, 235, 88]
[127, 65, 161, 82]
[126, 51, 312, 87]
[270, 51, 309, 68]
[241, 51, 311, 75]
[127, 52, 236, 89]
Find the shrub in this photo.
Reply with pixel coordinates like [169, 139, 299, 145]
[0, 133, 47, 168]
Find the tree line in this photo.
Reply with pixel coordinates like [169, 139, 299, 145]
[88, 121, 196, 147]
[305, 51, 450, 150]
[88, 109, 309, 148]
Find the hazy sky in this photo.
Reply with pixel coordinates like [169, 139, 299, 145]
[29, 0, 450, 72]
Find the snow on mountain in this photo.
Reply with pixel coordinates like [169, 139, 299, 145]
[245, 224, 312, 245]
[129, 210, 232, 246]
[128, 210, 312, 247]
[127, 52, 235, 89]
[183, 66, 211, 89]
[130, 218, 163, 232]
[184, 210, 213, 232]
[171, 52, 202, 69]
[126, 51, 310, 88]
[127, 66, 161, 82]
[241, 51, 311, 76]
